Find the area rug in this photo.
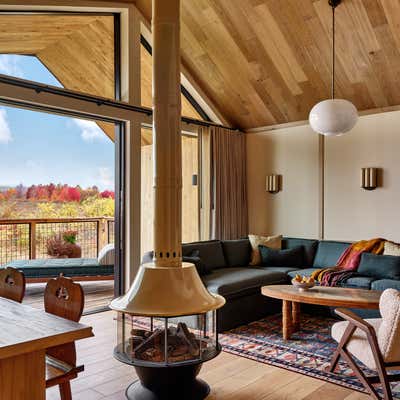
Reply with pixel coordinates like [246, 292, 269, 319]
[219, 313, 400, 398]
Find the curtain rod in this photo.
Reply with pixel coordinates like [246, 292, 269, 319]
[0, 75, 238, 131]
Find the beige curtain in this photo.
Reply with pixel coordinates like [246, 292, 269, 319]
[210, 126, 248, 240]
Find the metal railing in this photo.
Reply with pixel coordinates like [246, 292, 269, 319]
[0, 217, 115, 265]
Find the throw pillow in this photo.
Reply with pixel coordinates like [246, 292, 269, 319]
[248, 234, 282, 266]
[259, 245, 304, 268]
[358, 252, 400, 280]
[97, 243, 114, 265]
[384, 241, 400, 256]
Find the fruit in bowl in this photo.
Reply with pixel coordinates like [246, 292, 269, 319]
[291, 275, 315, 291]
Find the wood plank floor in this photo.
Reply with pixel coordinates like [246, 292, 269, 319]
[25, 280, 114, 313]
[46, 311, 371, 400]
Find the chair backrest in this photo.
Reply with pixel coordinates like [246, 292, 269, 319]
[44, 275, 84, 365]
[0, 267, 25, 303]
[377, 288, 400, 363]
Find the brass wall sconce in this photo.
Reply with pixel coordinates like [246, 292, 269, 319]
[266, 174, 281, 194]
[361, 167, 379, 191]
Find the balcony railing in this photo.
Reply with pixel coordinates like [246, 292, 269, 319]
[0, 217, 115, 265]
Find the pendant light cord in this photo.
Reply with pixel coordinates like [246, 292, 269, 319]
[331, 5, 335, 100]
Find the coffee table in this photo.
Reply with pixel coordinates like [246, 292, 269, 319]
[261, 285, 381, 340]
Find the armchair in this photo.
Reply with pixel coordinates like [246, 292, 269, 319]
[329, 288, 400, 400]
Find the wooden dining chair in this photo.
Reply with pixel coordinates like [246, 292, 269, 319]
[329, 288, 400, 400]
[0, 267, 25, 303]
[44, 275, 85, 400]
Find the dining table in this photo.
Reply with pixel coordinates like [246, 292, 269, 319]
[0, 297, 93, 400]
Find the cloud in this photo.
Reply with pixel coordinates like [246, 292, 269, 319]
[98, 167, 114, 189]
[73, 118, 106, 142]
[0, 108, 12, 143]
[0, 55, 25, 78]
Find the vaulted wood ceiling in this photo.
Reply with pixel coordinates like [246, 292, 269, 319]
[0, 13, 201, 143]
[134, 0, 400, 130]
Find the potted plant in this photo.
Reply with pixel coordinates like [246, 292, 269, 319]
[46, 230, 81, 258]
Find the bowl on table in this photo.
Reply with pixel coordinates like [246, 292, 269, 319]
[291, 276, 315, 292]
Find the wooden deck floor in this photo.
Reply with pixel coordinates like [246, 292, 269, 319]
[25, 280, 114, 313]
[46, 311, 370, 400]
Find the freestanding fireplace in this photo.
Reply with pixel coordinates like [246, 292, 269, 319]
[110, 0, 225, 398]
[111, 263, 225, 399]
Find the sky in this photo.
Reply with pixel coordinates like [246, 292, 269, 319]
[0, 55, 115, 191]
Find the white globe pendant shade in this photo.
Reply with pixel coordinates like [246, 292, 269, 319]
[309, 99, 358, 136]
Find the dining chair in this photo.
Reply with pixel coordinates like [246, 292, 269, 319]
[329, 288, 400, 400]
[44, 275, 85, 400]
[0, 267, 25, 303]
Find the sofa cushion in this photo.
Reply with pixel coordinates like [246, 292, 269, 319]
[259, 245, 304, 268]
[202, 267, 287, 298]
[258, 266, 299, 274]
[312, 241, 351, 268]
[282, 238, 319, 266]
[221, 239, 251, 267]
[182, 240, 226, 271]
[371, 279, 400, 292]
[287, 268, 320, 279]
[340, 276, 376, 290]
[358, 253, 400, 280]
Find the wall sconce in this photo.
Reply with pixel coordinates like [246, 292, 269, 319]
[266, 174, 281, 194]
[361, 167, 378, 190]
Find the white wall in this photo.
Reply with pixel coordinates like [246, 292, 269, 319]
[247, 110, 400, 242]
[247, 126, 321, 239]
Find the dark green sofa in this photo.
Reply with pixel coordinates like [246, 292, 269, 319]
[143, 237, 400, 332]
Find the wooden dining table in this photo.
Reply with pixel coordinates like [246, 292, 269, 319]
[0, 297, 93, 400]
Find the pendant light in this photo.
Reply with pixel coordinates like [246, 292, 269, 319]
[309, 0, 358, 136]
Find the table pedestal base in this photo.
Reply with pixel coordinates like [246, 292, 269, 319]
[282, 301, 301, 340]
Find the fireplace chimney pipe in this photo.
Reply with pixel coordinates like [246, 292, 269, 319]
[152, 0, 182, 268]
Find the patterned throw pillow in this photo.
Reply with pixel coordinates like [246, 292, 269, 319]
[248, 234, 282, 266]
[384, 241, 400, 256]
[98, 243, 115, 265]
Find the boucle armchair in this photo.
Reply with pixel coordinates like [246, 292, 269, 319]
[329, 288, 400, 400]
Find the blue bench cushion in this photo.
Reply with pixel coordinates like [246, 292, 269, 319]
[358, 253, 400, 280]
[340, 276, 376, 289]
[287, 268, 320, 279]
[221, 239, 251, 267]
[3, 258, 113, 278]
[202, 267, 287, 298]
[371, 279, 400, 291]
[313, 241, 351, 268]
[282, 238, 319, 266]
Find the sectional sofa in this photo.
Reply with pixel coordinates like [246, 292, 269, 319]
[143, 237, 400, 332]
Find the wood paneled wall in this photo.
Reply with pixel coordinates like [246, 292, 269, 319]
[141, 133, 199, 256]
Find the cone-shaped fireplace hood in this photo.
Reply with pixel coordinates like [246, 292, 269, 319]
[110, 0, 225, 317]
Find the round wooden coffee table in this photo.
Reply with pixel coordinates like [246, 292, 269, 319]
[261, 285, 381, 340]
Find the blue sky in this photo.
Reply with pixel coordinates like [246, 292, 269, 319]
[0, 55, 114, 190]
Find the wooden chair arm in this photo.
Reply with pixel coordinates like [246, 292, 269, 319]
[334, 308, 377, 336]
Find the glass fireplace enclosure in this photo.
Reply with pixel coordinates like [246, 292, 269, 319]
[115, 311, 219, 367]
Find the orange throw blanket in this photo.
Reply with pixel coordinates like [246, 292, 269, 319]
[311, 238, 386, 286]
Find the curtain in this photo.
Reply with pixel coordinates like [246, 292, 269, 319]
[210, 127, 248, 240]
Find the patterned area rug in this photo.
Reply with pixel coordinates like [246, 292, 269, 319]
[219, 313, 400, 399]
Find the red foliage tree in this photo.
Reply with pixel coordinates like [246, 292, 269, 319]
[100, 190, 115, 199]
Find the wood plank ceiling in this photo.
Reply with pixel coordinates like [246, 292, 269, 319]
[0, 14, 201, 143]
[134, 0, 400, 130]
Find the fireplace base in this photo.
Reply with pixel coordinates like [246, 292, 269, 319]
[126, 363, 209, 400]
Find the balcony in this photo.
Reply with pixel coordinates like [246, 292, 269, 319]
[0, 217, 115, 313]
